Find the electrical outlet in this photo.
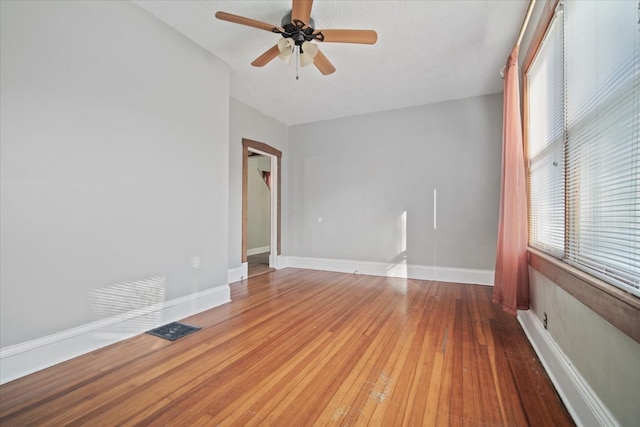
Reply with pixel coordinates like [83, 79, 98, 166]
[543, 312, 548, 330]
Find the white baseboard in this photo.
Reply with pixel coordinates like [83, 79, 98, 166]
[517, 310, 619, 427]
[247, 246, 270, 256]
[228, 263, 248, 283]
[284, 256, 494, 286]
[273, 255, 287, 270]
[0, 284, 231, 385]
[228, 257, 288, 283]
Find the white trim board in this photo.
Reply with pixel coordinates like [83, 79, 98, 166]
[0, 284, 231, 385]
[228, 263, 248, 284]
[272, 255, 287, 270]
[285, 256, 494, 286]
[517, 310, 619, 427]
[247, 246, 270, 256]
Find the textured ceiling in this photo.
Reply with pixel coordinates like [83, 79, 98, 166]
[132, 0, 528, 125]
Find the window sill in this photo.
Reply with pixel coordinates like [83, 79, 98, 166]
[528, 247, 640, 344]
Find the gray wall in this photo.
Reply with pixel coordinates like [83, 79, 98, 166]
[287, 94, 502, 270]
[0, 0, 230, 347]
[228, 99, 288, 270]
[247, 156, 271, 251]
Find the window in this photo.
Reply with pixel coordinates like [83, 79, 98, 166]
[526, 0, 640, 297]
[527, 11, 565, 257]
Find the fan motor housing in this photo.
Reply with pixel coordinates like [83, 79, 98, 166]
[281, 11, 315, 30]
[279, 11, 322, 45]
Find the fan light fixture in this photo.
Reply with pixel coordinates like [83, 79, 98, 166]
[277, 38, 295, 64]
[299, 42, 319, 67]
[277, 38, 318, 68]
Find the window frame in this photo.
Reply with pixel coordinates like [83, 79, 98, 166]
[522, 0, 640, 344]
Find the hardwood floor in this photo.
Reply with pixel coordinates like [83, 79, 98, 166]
[0, 269, 574, 426]
[247, 252, 274, 278]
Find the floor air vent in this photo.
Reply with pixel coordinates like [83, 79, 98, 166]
[146, 322, 201, 341]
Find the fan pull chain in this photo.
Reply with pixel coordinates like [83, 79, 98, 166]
[296, 45, 299, 80]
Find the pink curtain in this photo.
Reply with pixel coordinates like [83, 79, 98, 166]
[493, 46, 530, 315]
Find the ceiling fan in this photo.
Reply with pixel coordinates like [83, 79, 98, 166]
[215, 0, 377, 76]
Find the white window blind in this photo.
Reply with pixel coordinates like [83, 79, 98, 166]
[527, 0, 640, 297]
[564, 0, 639, 296]
[527, 10, 565, 257]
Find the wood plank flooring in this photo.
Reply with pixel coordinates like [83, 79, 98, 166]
[0, 269, 574, 426]
[247, 252, 274, 278]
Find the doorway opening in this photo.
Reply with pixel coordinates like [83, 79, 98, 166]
[242, 139, 281, 278]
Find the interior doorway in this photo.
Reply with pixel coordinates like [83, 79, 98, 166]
[242, 139, 281, 278]
[246, 152, 271, 277]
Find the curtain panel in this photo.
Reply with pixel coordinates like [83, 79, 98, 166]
[493, 46, 530, 315]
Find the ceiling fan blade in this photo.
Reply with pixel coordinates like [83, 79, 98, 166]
[251, 45, 281, 67]
[316, 29, 378, 44]
[313, 49, 336, 75]
[291, 0, 313, 26]
[215, 11, 282, 33]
